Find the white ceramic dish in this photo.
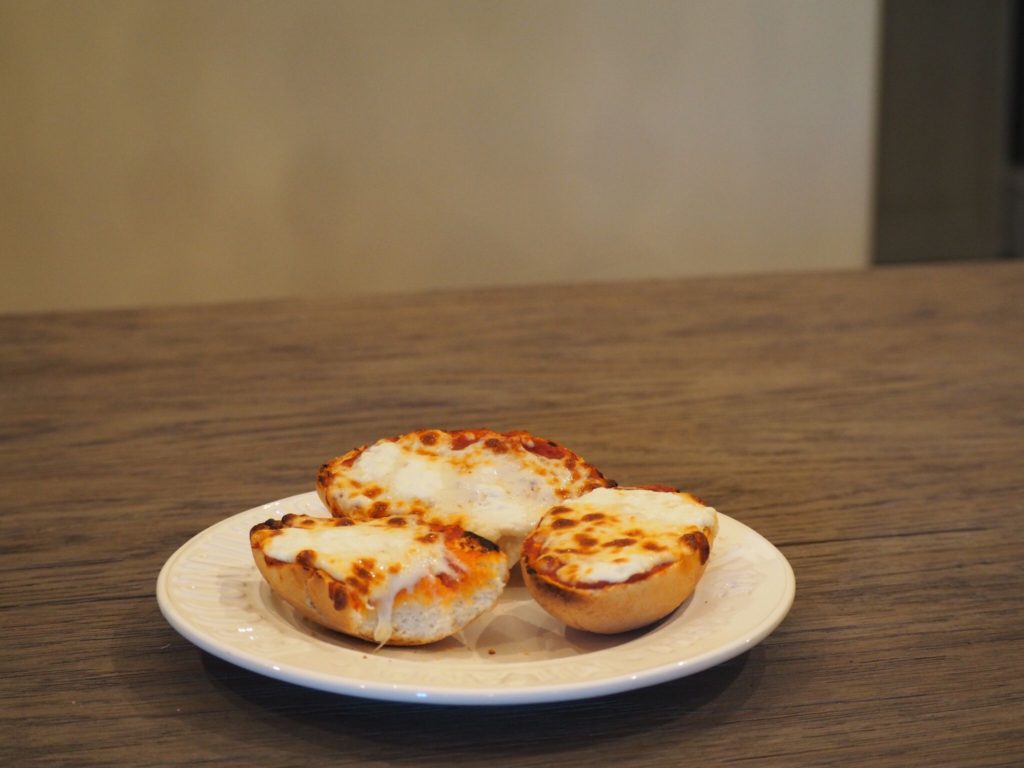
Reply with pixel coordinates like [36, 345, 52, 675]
[157, 492, 795, 706]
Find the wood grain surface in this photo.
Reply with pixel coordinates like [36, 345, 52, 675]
[2, 262, 1022, 766]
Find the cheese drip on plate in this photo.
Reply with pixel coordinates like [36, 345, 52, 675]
[263, 520, 461, 643]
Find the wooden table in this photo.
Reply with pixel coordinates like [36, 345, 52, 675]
[3, 262, 1022, 766]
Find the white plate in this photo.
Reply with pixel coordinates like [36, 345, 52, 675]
[157, 492, 795, 706]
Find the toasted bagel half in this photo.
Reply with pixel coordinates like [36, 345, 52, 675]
[521, 487, 718, 634]
[251, 513, 508, 646]
[316, 428, 614, 564]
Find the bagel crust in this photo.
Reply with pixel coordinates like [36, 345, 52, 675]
[250, 513, 508, 646]
[315, 428, 614, 563]
[521, 487, 718, 634]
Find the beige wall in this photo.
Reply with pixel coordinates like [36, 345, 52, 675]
[1, 1, 879, 313]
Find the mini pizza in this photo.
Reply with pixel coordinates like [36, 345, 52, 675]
[521, 487, 718, 634]
[316, 429, 614, 563]
[250, 513, 509, 646]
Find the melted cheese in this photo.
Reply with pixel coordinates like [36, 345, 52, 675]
[536, 487, 718, 585]
[263, 520, 460, 643]
[340, 436, 573, 551]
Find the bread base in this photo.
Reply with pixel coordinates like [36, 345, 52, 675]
[521, 554, 708, 634]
